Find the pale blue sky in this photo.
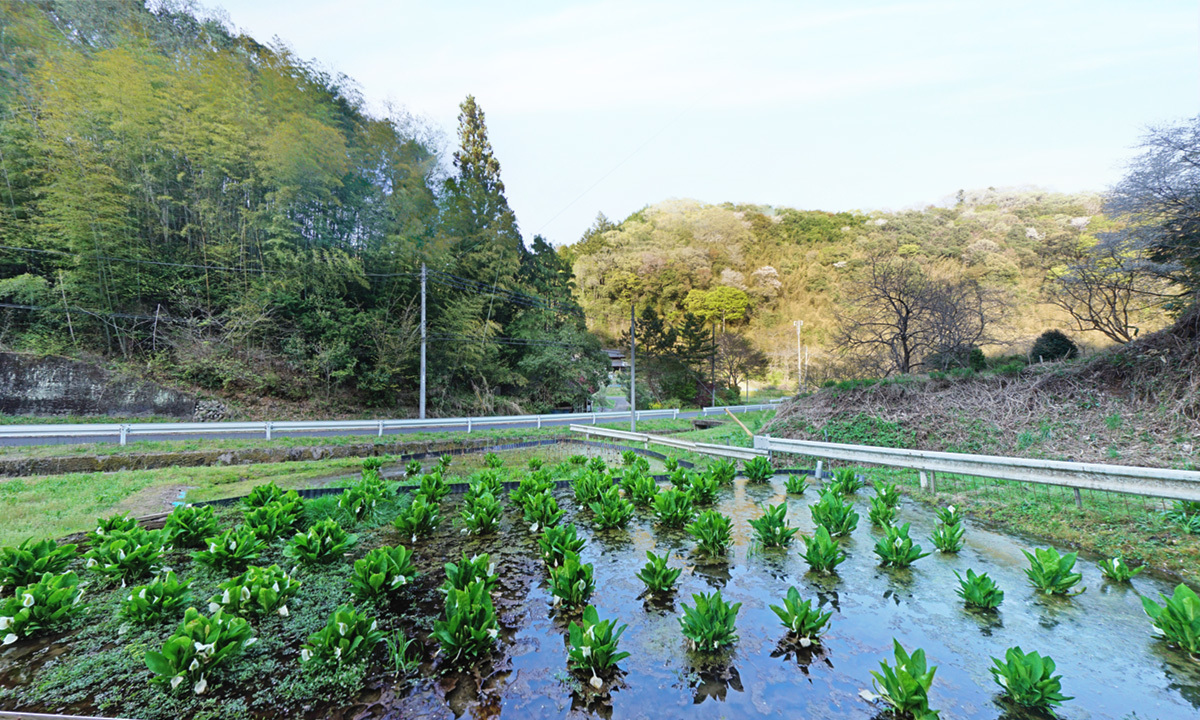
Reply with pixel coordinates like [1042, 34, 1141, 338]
[215, 1, 1198, 245]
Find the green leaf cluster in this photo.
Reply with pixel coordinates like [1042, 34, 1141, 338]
[351, 545, 418, 601]
[809, 491, 859, 537]
[769, 586, 831, 647]
[393, 494, 441, 541]
[538, 523, 587, 569]
[144, 608, 255, 695]
[1142, 583, 1200, 657]
[567, 605, 630, 681]
[572, 470, 610, 505]
[461, 490, 502, 535]
[1023, 547, 1085, 595]
[741, 456, 774, 483]
[874, 523, 930, 568]
[0, 538, 77, 589]
[0, 571, 85, 643]
[432, 580, 498, 664]
[828, 468, 864, 495]
[749, 502, 798, 547]
[868, 495, 898, 528]
[653, 488, 695, 528]
[1098, 555, 1143, 582]
[954, 569, 1004, 610]
[869, 640, 940, 719]
[120, 571, 192, 625]
[522, 490, 564, 532]
[636, 551, 681, 594]
[687, 472, 720, 506]
[548, 551, 595, 609]
[301, 605, 384, 665]
[285, 519, 358, 565]
[801, 526, 847, 574]
[208, 564, 300, 617]
[679, 590, 740, 651]
[589, 487, 634, 530]
[84, 527, 166, 582]
[989, 646, 1072, 710]
[442, 552, 498, 595]
[244, 497, 304, 541]
[784, 474, 808, 494]
[687, 510, 732, 556]
[163, 505, 218, 549]
[338, 472, 388, 524]
[193, 526, 265, 573]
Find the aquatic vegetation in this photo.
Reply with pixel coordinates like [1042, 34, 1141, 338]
[338, 473, 389, 524]
[1142, 583, 1200, 657]
[829, 468, 864, 495]
[527, 457, 544, 471]
[538, 523, 587, 568]
[510, 471, 554, 506]
[784, 474, 808, 494]
[85, 528, 166, 582]
[868, 495, 898, 528]
[567, 604, 630, 686]
[935, 505, 962, 527]
[741, 456, 774, 483]
[586, 456, 607, 473]
[679, 590, 740, 651]
[687, 510, 732, 556]
[0, 571, 85, 642]
[385, 628, 422, 676]
[809, 490, 859, 537]
[874, 481, 901, 508]
[769, 586, 831, 647]
[930, 522, 965, 553]
[590, 487, 635, 530]
[748, 502, 798, 547]
[442, 552, 498, 595]
[801, 525, 847, 574]
[523, 490, 564, 531]
[1023, 548, 1085, 596]
[629, 474, 661, 508]
[121, 571, 193, 625]
[461, 490, 503, 535]
[162, 505, 218, 549]
[0, 538, 77, 589]
[874, 523, 930, 568]
[284, 519, 358, 565]
[244, 482, 298, 509]
[484, 452, 503, 469]
[869, 640, 940, 719]
[393, 494, 441, 541]
[405, 459, 423, 477]
[572, 471, 610, 505]
[1098, 556, 1143, 582]
[687, 471, 721, 506]
[95, 513, 139, 536]
[549, 551, 595, 608]
[653, 488, 695, 528]
[669, 466, 696, 491]
[954, 569, 1004, 610]
[244, 498, 304, 541]
[432, 580, 498, 664]
[621, 450, 639, 466]
[193, 526, 265, 573]
[707, 459, 737, 485]
[989, 646, 1072, 710]
[209, 564, 300, 617]
[417, 472, 450, 503]
[145, 608, 255, 695]
[351, 545, 418, 601]
[636, 551, 681, 594]
[301, 605, 385, 665]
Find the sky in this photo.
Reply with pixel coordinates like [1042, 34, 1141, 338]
[212, 0, 1198, 246]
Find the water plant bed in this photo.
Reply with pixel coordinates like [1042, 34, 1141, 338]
[0, 452, 1197, 720]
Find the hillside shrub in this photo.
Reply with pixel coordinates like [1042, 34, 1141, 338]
[1030, 330, 1078, 362]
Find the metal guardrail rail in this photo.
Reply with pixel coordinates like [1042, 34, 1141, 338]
[0, 404, 780, 445]
[569, 424, 769, 461]
[754, 435, 1200, 502]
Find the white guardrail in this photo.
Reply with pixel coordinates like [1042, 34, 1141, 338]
[755, 435, 1200, 502]
[0, 403, 781, 445]
[569, 424, 769, 462]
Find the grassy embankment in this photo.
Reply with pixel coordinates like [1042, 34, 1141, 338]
[0, 414, 772, 546]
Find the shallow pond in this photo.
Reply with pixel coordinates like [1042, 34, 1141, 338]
[396, 474, 1200, 720]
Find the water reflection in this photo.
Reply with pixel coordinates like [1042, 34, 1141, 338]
[687, 663, 744, 704]
[770, 642, 834, 678]
[964, 607, 1004, 637]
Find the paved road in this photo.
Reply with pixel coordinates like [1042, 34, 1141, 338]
[0, 410, 710, 448]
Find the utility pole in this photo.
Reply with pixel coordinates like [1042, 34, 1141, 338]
[793, 320, 804, 394]
[629, 302, 636, 432]
[710, 324, 717, 406]
[419, 263, 427, 419]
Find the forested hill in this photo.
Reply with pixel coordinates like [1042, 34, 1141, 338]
[0, 2, 607, 417]
[563, 190, 1136, 384]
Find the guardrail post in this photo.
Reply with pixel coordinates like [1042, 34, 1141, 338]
[673, 409, 679, 420]
[815, 460, 822, 480]
[919, 470, 937, 493]
[467, 418, 472, 433]
[119, 424, 129, 446]
[265, 422, 272, 441]
[591, 414, 596, 425]
[537, 416, 542, 429]
[1073, 487, 1083, 509]
[378, 421, 384, 437]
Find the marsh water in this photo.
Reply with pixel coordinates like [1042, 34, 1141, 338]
[390, 472, 1200, 720]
